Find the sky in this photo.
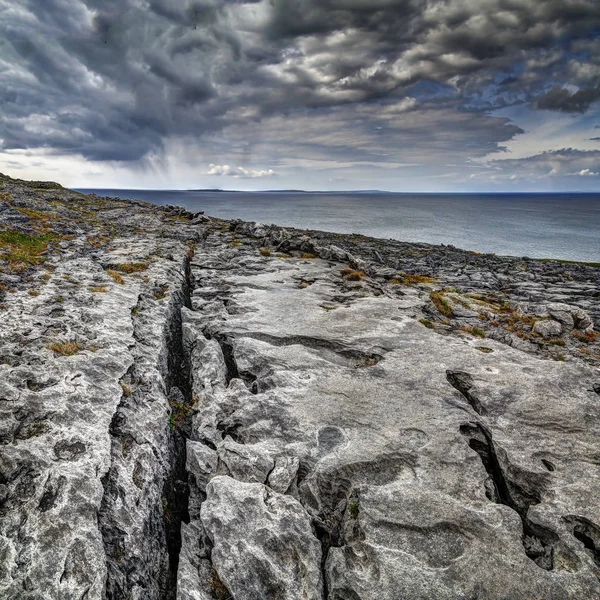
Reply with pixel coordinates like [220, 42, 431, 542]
[0, 0, 599, 192]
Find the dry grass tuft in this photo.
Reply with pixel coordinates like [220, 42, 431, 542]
[259, 248, 271, 257]
[90, 285, 109, 293]
[572, 330, 597, 343]
[107, 269, 124, 284]
[47, 341, 83, 356]
[341, 268, 365, 281]
[399, 273, 437, 285]
[114, 262, 148, 274]
[430, 291, 454, 318]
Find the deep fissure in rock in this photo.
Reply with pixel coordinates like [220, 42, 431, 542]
[213, 333, 240, 383]
[565, 516, 600, 567]
[161, 255, 196, 599]
[460, 422, 557, 570]
[99, 255, 196, 600]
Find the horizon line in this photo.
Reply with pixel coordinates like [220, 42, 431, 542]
[75, 187, 600, 194]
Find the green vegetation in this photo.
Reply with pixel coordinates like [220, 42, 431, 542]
[24, 421, 50, 438]
[536, 258, 600, 268]
[463, 326, 486, 338]
[419, 318, 434, 329]
[154, 285, 169, 300]
[347, 498, 360, 519]
[0, 230, 55, 270]
[259, 248, 271, 257]
[430, 291, 454, 318]
[114, 262, 148, 274]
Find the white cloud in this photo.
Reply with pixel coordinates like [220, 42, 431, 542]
[575, 168, 598, 176]
[207, 164, 276, 179]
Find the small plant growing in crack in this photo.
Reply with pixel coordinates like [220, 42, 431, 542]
[208, 568, 232, 600]
[419, 318, 434, 329]
[153, 285, 168, 300]
[347, 498, 360, 520]
[430, 291, 454, 318]
[259, 248, 271, 257]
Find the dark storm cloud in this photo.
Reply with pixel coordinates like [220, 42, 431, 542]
[0, 0, 599, 163]
[536, 85, 600, 113]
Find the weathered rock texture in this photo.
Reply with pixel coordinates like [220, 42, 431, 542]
[1, 173, 599, 600]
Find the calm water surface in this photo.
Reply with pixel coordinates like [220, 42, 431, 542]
[80, 190, 600, 263]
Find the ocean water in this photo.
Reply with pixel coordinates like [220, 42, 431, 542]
[80, 190, 600, 263]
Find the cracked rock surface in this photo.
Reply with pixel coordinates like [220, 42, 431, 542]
[1, 173, 599, 599]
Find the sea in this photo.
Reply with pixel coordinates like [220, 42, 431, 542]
[79, 190, 600, 263]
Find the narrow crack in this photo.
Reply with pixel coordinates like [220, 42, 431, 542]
[446, 370, 484, 415]
[460, 422, 558, 570]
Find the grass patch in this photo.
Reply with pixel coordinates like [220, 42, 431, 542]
[90, 285, 109, 293]
[419, 318, 434, 329]
[399, 273, 437, 285]
[341, 268, 365, 281]
[572, 330, 597, 343]
[24, 421, 50, 438]
[540, 338, 566, 346]
[114, 262, 148, 274]
[154, 285, 169, 300]
[536, 258, 600, 268]
[301, 253, 316, 259]
[0, 230, 55, 269]
[463, 326, 486, 338]
[259, 248, 271, 257]
[47, 341, 83, 356]
[430, 291, 454, 318]
[120, 382, 132, 397]
[106, 269, 124, 284]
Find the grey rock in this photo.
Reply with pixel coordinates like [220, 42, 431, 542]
[547, 302, 575, 328]
[574, 308, 593, 330]
[268, 455, 300, 494]
[533, 319, 563, 337]
[201, 476, 323, 600]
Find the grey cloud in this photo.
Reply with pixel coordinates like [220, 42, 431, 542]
[0, 0, 599, 166]
[536, 85, 600, 113]
[488, 148, 600, 179]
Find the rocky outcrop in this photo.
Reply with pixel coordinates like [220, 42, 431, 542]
[1, 174, 599, 599]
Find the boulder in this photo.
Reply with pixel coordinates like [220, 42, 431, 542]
[533, 319, 563, 338]
[201, 476, 323, 600]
